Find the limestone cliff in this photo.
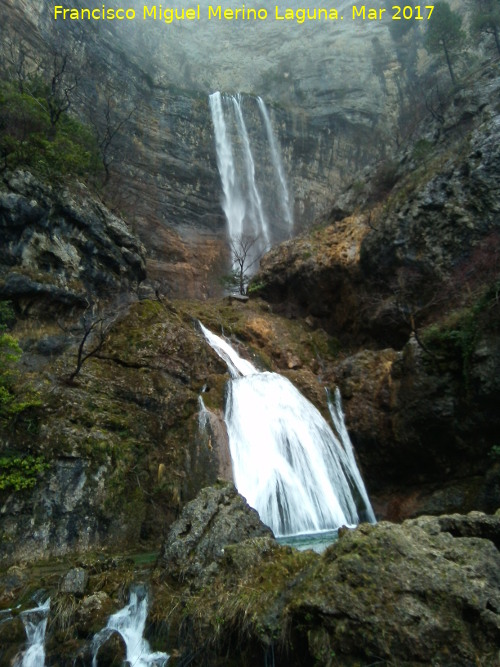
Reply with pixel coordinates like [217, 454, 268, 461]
[1, 0, 461, 295]
[0, 170, 146, 313]
[255, 60, 500, 519]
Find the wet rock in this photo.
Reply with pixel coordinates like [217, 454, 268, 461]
[159, 482, 274, 581]
[93, 632, 126, 667]
[60, 568, 88, 596]
[75, 592, 114, 637]
[153, 509, 500, 666]
[0, 566, 28, 607]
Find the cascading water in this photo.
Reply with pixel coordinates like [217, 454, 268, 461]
[198, 388, 209, 431]
[257, 96, 294, 234]
[209, 91, 245, 243]
[91, 586, 168, 667]
[199, 323, 375, 538]
[209, 91, 293, 278]
[231, 95, 271, 249]
[14, 598, 50, 667]
[327, 388, 376, 524]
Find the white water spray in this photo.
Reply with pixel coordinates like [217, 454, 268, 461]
[231, 95, 271, 250]
[327, 388, 376, 524]
[198, 390, 210, 431]
[200, 323, 375, 537]
[14, 598, 50, 667]
[257, 96, 294, 234]
[209, 91, 245, 242]
[91, 587, 168, 667]
[209, 91, 293, 278]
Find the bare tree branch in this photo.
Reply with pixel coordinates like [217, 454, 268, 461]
[229, 234, 263, 295]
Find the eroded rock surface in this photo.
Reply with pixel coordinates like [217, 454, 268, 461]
[153, 496, 500, 667]
[159, 481, 273, 581]
[0, 171, 146, 315]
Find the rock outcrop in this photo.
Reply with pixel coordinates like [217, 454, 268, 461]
[0, 170, 146, 315]
[159, 481, 273, 581]
[254, 62, 500, 518]
[152, 499, 500, 667]
[0, 300, 232, 565]
[1, 494, 499, 666]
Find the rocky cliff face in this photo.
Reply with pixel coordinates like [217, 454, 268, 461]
[1, 0, 447, 295]
[0, 171, 146, 314]
[255, 61, 500, 518]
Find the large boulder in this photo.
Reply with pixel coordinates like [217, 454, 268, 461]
[287, 512, 500, 666]
[159, 482, 274, 581]
[156, 509, 500, 666]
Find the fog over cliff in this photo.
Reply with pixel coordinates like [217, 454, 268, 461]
[1, 0, 469, 295]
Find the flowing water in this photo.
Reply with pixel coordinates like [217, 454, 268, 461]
[209, 91, 293, 277]
[231, 94, 271, 250]
[14, 598, 50, 667]
[199, 323, 375, 538]
[91, 586, 168, 667]
[257, 96, 294, 234]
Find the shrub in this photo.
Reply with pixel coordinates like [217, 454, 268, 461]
[0, 455, 49, 491]
[0, 78, 102, 180]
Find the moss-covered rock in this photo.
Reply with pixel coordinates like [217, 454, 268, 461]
[152, 503, 500, 667]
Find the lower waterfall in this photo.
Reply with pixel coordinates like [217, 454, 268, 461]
[91, 586, 168, 667]
[200, 323, 375, 537]
[14, 598, 50, 667]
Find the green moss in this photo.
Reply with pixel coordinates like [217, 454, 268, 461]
[421, 282, 499, 382]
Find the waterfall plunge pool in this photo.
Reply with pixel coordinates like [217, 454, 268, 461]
[276, 529, 340, 553]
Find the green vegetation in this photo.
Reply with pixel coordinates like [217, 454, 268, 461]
[424, 1, 466, 85]
[0, 78, 102, 180]
[0, 301, 40, 426]
[489, 445, 500, 460]
[422, 279, 500, 382]
[0, 455, 49, 491]
[412, 138, 434, 165]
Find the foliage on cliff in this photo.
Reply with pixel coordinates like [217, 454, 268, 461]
[0, 78, 101, 181]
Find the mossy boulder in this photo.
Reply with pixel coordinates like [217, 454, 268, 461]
[153, 502, 500, 666]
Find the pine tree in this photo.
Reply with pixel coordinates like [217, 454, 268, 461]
[425, 1, 466, 84]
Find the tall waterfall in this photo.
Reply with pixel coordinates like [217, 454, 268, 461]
[257, 96, 294, 232]
[14, 598, 50, 667]
[200, 323, 375, 537]
[91, 586, 168, 667]
[209, 91, 293, 276]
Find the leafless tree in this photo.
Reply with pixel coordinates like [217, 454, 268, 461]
[425, 82, 447, 125]
[59, 302, 117, 383]
[229, 234, 262, 295]
[44, 50, 78, 135]
[5, 35, 29, 92]
[87, 94, 136, 184]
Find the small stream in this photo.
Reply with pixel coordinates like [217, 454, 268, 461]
[91, 585, 168, 667]
[14, 597, 50, 667]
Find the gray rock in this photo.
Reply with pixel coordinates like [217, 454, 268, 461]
[410, 510, 500, 548]
[159, 482, 274, 580]
[60, 567, 88, 595]
[0, 171, 146, 315]
[293, 513, 500, 665]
